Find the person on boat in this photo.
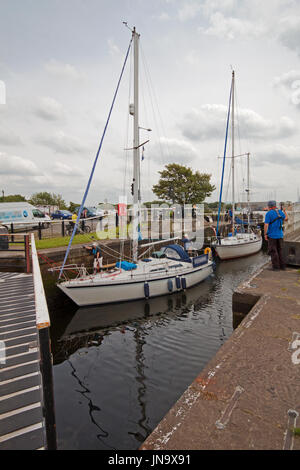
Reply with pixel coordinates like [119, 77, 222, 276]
[264, 200, 288, 270]
[182, 234, 193, 256]
[85, 242, 103, 274]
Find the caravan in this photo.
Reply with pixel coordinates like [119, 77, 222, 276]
[0, 202, 51, 231]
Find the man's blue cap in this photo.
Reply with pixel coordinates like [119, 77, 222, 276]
[268, 200, 276, 207]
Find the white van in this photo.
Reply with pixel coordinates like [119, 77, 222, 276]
[0, 202, 51, 231]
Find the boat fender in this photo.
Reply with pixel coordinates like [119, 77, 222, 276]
[175, 276, 181, 289]
[144, 282, 150, 299]
[168, 279, 173, 292]
[181, 277, 187, 290]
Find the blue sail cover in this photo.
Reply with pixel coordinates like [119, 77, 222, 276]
[235, 216, 254, 225]
[162, 245, 191, 262]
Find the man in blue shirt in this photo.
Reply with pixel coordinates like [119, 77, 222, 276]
[85, 242, 103, 273]
[264, 200, 288, 270]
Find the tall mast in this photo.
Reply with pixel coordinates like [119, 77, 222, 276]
[247, 152, 250, 232]
[231, 70, 235, 235]
[132, 27, 140, 263]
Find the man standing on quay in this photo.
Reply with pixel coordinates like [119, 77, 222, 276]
[264, 200, 288, 270]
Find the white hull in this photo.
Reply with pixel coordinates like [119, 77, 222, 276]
[58, 260, 213, 307]
[214, 235, 262, 260]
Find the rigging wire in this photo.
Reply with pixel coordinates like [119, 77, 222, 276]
[216, 77, 233, 237]
[59, 36, 133, 279]
[140, 44, 170, 168]
[120, 44, 133, 262]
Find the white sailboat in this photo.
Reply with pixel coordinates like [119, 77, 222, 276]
[213, 71, 262, 261]
[57, 27, 213, 306]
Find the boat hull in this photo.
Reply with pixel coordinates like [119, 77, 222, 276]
[58, 263, 213, 306]
[214, 237, 262, 260]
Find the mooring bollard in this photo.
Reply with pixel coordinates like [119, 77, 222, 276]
[38, 222, 42, 240]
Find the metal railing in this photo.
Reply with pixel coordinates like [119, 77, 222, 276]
[7, 215, 104, 240]
[0, 232, 30, 272]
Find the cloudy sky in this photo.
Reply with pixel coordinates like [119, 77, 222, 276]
[0, 0, 300, 206]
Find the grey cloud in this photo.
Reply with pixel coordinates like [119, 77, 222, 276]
[202, 12, 266, 40]
[44, 60, 85, 81]
[180, 105, 296, 141]
[53, 161, 82, 177]
[0, 152, 41, 176]
[272, 70, 300, 108]
[37, 131, 90, 155]
[149, 137, 198, 165]
[34, 97, 64, 121]
[0, 128, 22, 146]
[278, 16, 300, 56]
[253, 144, 300, 167]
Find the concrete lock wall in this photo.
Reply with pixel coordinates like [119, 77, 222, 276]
[283, 240, 300, 267]
[285, 203, 300, 237]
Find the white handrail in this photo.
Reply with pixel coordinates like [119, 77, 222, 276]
[31, 233, 51, 329]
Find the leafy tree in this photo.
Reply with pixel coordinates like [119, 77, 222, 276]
[143, 200, 168, 208]
[68, 201, 80, 213]
[30, 192, 67, 209]
[2, 194, 27, 202]
[152, 163, 215, 205]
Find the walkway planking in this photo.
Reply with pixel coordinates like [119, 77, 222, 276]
[0, 272, 45, 450]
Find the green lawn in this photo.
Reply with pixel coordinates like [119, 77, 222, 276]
[33, 226, 126, 250]
[34, 232, 98, 250]
[8, 223, 131, 250]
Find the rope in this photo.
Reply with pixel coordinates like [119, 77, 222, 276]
[38, 252, 80, 275]
[59, 36, 133, 279]
[97, 242, 132, 261]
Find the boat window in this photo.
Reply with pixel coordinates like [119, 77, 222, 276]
[169, 264, 183, 269]
[164, 248, 181, 260]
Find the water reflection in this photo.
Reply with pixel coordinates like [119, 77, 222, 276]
[52, 279, 216, 365]
[66, 359, 115, 449]
[44, 251, 268, 449]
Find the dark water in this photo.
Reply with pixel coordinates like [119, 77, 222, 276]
[44, 251, 267, 450]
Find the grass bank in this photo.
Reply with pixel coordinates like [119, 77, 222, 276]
[32, 227, 125, 250]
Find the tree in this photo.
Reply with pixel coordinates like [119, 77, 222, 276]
[68, 201, 80, 213]
[152, 163, 216, 205]
[30, 192, 67, 209]
[2, 194, 27, 202]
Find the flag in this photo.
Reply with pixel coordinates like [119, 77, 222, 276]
[141, 146, 145, 161]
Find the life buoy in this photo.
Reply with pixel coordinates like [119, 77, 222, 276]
[204, 247, 212, 260]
